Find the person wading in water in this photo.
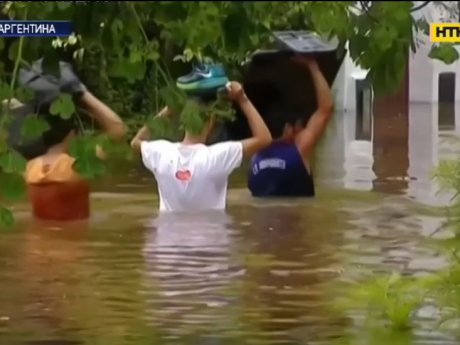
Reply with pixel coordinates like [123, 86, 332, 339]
[130, 65, 272, 212]
[247, 55, 334, 197]
[22, 63, 126, 221]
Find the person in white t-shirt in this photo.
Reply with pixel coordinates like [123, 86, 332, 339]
[130, 81, 272, 212]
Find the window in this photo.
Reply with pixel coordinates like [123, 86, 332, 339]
[438, 72, 456, 130]
[355, 79, 373, 140]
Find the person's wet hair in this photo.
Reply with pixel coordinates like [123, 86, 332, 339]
[243, 81, 308, 138]
[262, 103, 306, 138]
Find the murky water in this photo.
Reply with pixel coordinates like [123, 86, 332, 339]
[0, 103, 459, 344]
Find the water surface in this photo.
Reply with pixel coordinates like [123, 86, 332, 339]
[0, 103, 458, 344]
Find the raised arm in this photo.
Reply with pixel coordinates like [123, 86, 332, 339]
[227, 82, 272, 158]
[293, 56, 334, 160]
[130, 106, 171, 153]
[80, 91, 127, 141]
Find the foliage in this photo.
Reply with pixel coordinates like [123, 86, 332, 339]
[430, 155, 460, 339]
[332, 326, 414, 345]
[429, 43, 460, 65]
[331, 150, 460, 341]
[434, 158, 460, 236]
[0, 1, 459, 227]
[334, 271, 426, 331]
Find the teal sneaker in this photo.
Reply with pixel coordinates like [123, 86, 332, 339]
[177, 64, 229, 91]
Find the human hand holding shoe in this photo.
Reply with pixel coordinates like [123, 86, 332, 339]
[226, 81, 247, 103]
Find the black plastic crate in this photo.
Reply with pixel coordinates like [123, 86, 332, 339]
[223, 30, 346, 141]
[273, 30, 336, 53]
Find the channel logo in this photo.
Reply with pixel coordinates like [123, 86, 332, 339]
[430, 23, 460, 42]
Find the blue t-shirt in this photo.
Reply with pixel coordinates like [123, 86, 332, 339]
[248, 141, 315, 197]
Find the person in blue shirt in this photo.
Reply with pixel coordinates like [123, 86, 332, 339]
[247, 55, 334, 197]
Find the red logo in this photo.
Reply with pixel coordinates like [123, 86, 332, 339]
[175, 169, 191, 181]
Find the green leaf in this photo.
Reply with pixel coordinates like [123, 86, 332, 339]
[68, 136, 87, 157]
[415, 18, 429, 36]
[0, 173, 25, 200]
[129, 47, 143, 63]
[159, 84, 187, 113]
[429, 44, 460, 65]
[68, 136, 106, 179]
[50, 94, 75, 119]
[15, 86, 34, 102]
[0, 37, 4, 51]
[211, 106, 235, 121]
[145, 41, 160, 61]
[0, 82, 13, 102]
[180, 99, 205, 135]
[94, 134, 132, 160]
[410, 35, 417, 54]
[147, 115, 175, 138]
[73, 155, 106, 179]
[222, 8, 248, 53]
[111, 18, 123, 35]
[0, 131, 7, 153]
[0, 206, 14, 228]
[349, 34, 367, 61]
[0, 150, 27, 174]
[373, 26, 393, 52]
[20, 116, 50, 142]
[108, 59, 146, 82]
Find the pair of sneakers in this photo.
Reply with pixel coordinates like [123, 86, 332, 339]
[176, 63, 229, 93]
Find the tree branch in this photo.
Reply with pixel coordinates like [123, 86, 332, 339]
[359, 1, 379, 22]
[411, 1, 431, 12]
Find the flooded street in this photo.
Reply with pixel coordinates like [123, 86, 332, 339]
[0, 103, 459, 344]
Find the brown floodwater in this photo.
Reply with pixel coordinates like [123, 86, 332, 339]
[0, 104, 459, 344]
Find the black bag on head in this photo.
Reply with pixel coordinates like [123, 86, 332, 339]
[4, 59, 85, 159]
[18, 58, 86, 105]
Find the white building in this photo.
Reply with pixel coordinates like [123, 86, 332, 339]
[321, 1, 460, 204]
[333, 1, 460, 111]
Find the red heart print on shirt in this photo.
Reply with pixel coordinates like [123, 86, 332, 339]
[175, 169, 191, 181]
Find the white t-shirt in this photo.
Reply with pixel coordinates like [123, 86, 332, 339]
[140, 140, 243, 212]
